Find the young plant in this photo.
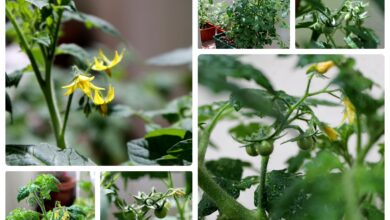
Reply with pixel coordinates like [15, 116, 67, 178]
[101, 172, 192, 220]
[198, 55, 384, 219]
[296, 0, 381, 48]
[6, 174, 89, 220]
[6, 0, 124, 165]
[225, 0, 289, 48]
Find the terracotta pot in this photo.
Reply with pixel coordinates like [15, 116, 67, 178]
[200, 22, 216, 42]
[44, 174, 76, 211]
[216, 26, 226, 34]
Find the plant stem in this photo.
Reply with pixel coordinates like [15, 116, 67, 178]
[167, 173, 186, 220]
[33, 192, 48, 220]
[6, 7, 45, 87]
[198, 166, 259, 220]
[355, 113, 362, 155]
[60, 93, 73, 143]
[343, 171, 363, 220]
[198, 103, 231, 164]
[257, 156, 269, 219]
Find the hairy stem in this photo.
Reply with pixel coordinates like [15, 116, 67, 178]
[198, 166, 259, 220]
[60, 93, 73, 144]
[258, 156, 269, 219]
[198, 103, 231, 164]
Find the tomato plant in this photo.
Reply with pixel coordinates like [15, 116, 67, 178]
[6, 0, 192, 166]
[101, 172, 192, 220]
[198, 55, 384, 220]
[296, 0, 383, 48]
[6, 173, 93, 220]
[226, 0, 289, 48]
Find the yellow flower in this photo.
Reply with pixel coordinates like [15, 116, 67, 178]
[307, 61, 335, 74]
[323, 125, 339, 141]
[62, 74, 104, 98]
[61, 211, 70, 220]
[91, 49, 125, 76]
[172, 188, 186, 197]
[54, 210, 60, 219]
[92, 85, 115, 115]
[342, 97, 356, 124]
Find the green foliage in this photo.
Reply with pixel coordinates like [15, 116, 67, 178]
[6, 208, 40, 220]
[226, 0, 289, 48]
[198, 55, 384, 220]
[6, 144, 96, 165]
[296, 0, 381, 48]
[101, 172, 192, 220]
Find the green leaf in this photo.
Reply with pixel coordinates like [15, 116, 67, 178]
[6, 69, 25, 88]
[286, 150, 311, 173]
[206, 158, 251, 181]
[63, 11, 121, 37]
[146, 47, 192, 66]
[199, 55, 274, 93]
[6, 208, 40, 220]
[6, 144, 96, 166]
[230, 89, 285, 118]
[32, 32, 51, 47]
[255, 170, 306, 219]
[25, 0, 49, 9]
[229, 122, 273, 143]
[56, 43, 90, 65]
[127, 129, 191, 165]
[361, 204, 384, 220]
[198, 177, 240, 217]
[6, 92, 13, 119]
[296, 55, 343, 67]
[17, 186, 30, 202]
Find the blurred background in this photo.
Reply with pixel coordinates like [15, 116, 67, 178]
[198, 55, 384, 219]
[296, 0, 385, 48]
[101, 172, 191, 220]
[6, 0, 192, 165]
[6, 171, 95, 214]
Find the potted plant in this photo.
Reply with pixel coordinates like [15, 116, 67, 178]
[199, 0, 216, 42]
[214, 0, 289, 49]
[43, 172, 76, 211]
[6, 173, 90, 220]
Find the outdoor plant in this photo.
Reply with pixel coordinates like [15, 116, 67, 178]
[6, 173, 90, 220]
[101, 172, 192, 220]
[296, 0, 382, 48]
[6, 0, 192, 166]
[198, 55, 384, 219]
[225, 0, 289, 48]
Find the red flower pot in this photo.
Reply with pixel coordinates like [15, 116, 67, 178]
[200, 22, 216, 42]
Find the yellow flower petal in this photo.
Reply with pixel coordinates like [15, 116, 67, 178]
[323, 126, 339, 141]
[91, 49, 125, 72]
[106, 85, 115, 103]
[342, 97, 356, 124]
[315, 61, 335, 74]
[93, 90, 105, 105]
[92, 58, 109, 71]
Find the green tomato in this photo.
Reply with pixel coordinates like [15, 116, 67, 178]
[297, 137, 314, 150]
[154, 206, 168, 219]
[255, 141, 274, 156]
[245, 145, 259, 157]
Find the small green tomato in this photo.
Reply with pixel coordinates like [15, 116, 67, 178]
[154, 204, 169, 219]
[297, 137, 314, 150]
[255, 141, 274, 156]
[245, 144, 259, 157]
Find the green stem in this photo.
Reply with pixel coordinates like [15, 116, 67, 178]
[6, 7, 45, 87]
[356, 113, 362, 156]
[167, 173, 186, 220]
[198, 103, 231, 164]
[343, 171, 363, 220]
[198, 166, 259, 220]
[257, 156, 269, 219]
[33, 192, 48, 220]
[60, 93, 73, 143]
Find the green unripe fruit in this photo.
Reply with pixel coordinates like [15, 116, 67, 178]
[297, 137, 314, 150]
[154, 205, 169, 219]
[255, 141, 274, 156]
[245, 145, 259, 157]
